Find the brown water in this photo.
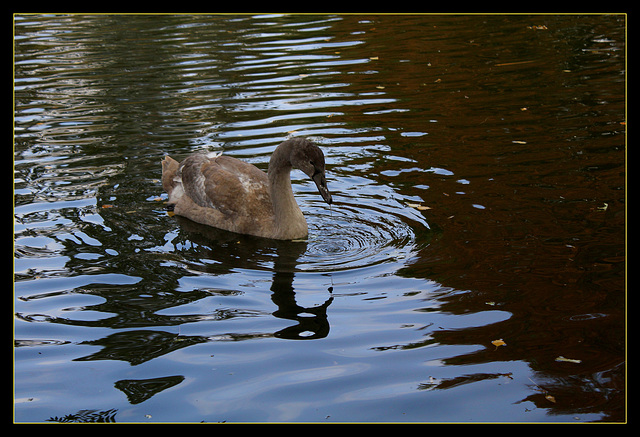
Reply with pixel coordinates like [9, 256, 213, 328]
[14, 14, 625, 422]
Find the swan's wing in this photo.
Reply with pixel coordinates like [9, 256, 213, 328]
[179, 154, 272, 219]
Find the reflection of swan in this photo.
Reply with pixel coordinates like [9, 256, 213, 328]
[270, 258, 333, 340]
[271, 281, 333, 340]
[162, 138, 332, 240]
[175, 217, 334, 340]
[67, 214, 333, 372]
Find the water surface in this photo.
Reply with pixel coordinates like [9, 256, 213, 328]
[14, 14, 625, 422]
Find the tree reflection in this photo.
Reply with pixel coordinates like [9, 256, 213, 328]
[74, 330, 208, 365]
[115, 375, 185, 404]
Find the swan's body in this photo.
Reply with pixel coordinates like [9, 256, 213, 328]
[161, 138, 332, 240]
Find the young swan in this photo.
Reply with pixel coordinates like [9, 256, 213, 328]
[161, 138, 332, 240]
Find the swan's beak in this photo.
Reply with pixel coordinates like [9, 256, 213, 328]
[312, 171, 332, 205]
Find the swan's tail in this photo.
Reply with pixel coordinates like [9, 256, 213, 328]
[161, 156, 180, 195]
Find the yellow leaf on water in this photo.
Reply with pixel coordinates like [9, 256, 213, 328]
[545, 394, 556, 403]
[496, 60, 537, 67]
[491, 339, 507, 349]
[555, 356, 582, 364]
[407, 203, 431, 211]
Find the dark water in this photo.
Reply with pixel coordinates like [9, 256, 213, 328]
[14, 14, 625, 423]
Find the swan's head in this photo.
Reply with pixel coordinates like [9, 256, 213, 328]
[289, 139, 332, 205]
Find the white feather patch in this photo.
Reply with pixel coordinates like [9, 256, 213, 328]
[169, 183, 184, 203]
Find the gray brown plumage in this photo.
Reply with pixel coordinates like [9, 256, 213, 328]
[162, 138, 331, 240]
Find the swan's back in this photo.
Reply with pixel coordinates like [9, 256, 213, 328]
[162, 153, 278, 237]
[182, 154, 272, 215]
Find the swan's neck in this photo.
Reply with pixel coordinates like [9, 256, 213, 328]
[268, 148, 307, 239]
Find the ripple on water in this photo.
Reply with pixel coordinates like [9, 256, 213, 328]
[299, 191, 428, 272]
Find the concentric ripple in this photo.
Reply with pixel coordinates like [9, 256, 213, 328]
[303, 205, 419, 272]
[297, 173, 429, 272]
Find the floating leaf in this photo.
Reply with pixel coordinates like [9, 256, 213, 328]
[555, 356, 582, 364]
[101, 204, 114, 209]
[407, 203, 431, 211]
[496, 60, 537, 67]
[491, 339, 507, 349]
[528, 377, 556, 403]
